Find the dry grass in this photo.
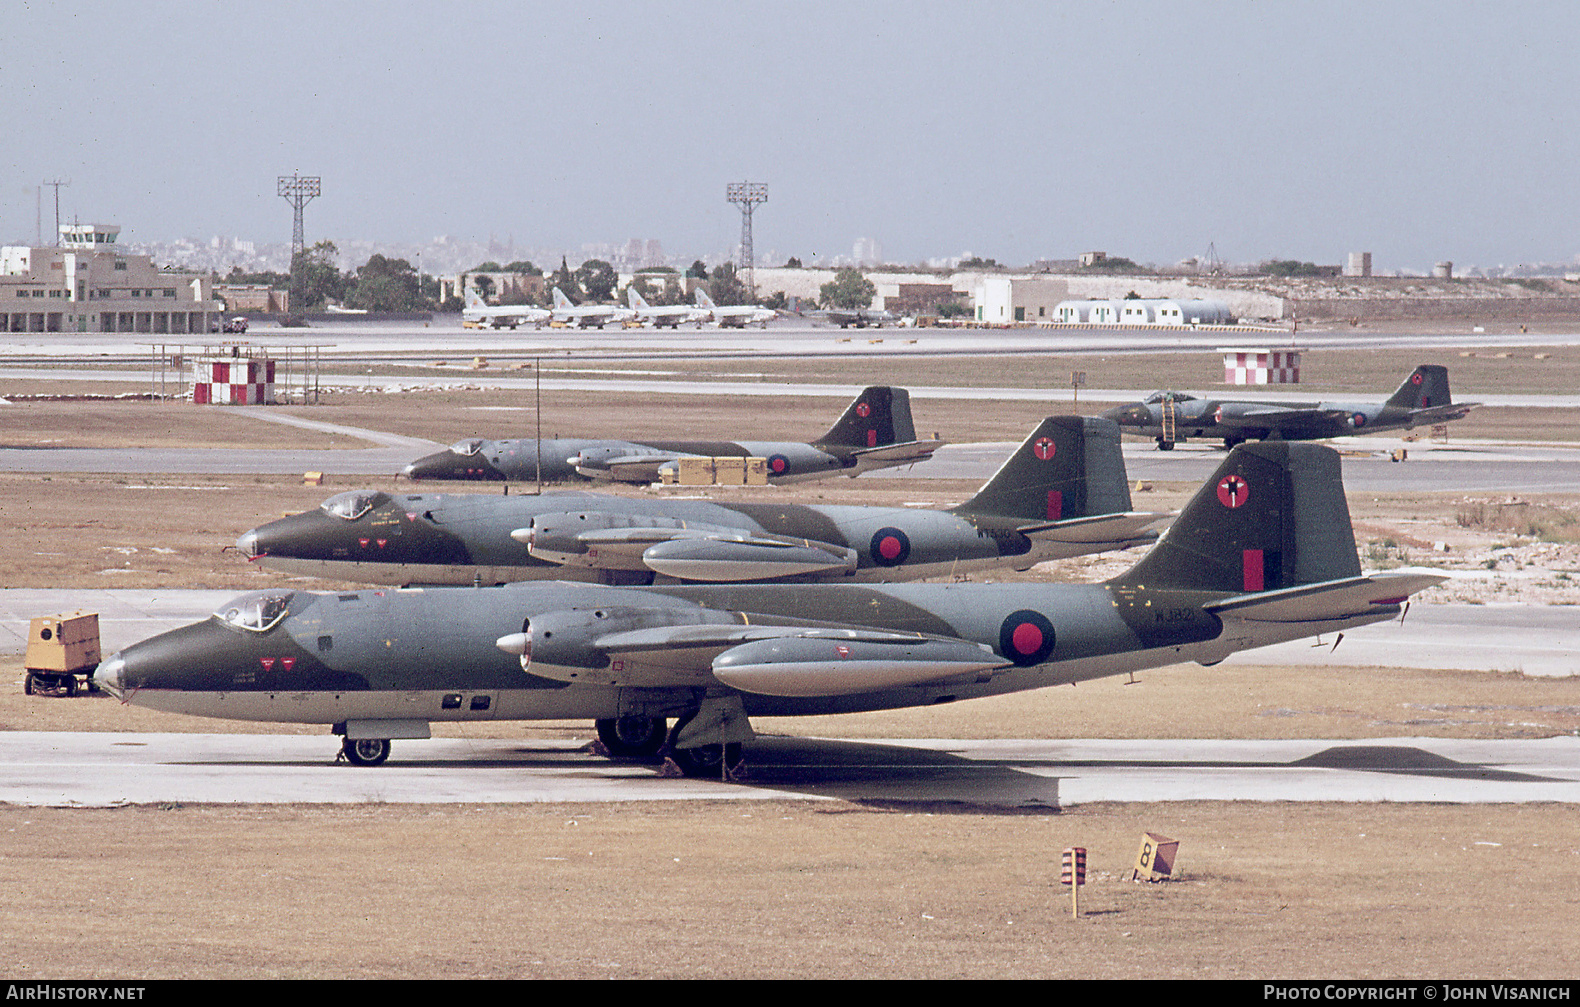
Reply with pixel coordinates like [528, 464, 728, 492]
[1, 801, 1574, 979]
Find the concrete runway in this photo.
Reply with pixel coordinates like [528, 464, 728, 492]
[3, 730, 1575, 808]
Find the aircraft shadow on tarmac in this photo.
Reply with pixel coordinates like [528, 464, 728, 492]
[173, 737, 1564, 808]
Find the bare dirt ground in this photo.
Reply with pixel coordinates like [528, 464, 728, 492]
[1, 349, 1577, 979]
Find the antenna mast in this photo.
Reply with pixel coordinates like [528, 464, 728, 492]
[42, 179, 70, 246]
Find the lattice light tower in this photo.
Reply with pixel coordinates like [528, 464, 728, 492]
[277, 174, 321, 259]
[726, 181, 767, 298]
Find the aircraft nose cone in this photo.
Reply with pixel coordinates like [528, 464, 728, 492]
[236, 529, 260, 558]
[93, 654, 126, 698]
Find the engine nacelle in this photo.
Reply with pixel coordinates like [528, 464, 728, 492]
[641, 537, 856, 582]
[495, 604, 731, 683]
[711, 635, 1004, 697]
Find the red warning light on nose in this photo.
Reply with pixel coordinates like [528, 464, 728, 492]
[1216, 474, 1250, 508]
[1033, 437, 1057, 460]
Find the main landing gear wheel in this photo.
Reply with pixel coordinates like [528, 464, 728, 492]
[595, 716, 668, 759]
[670, 742, 744, 779]
[341, 737, 391, 766]
[1156, 438, 1175, 451]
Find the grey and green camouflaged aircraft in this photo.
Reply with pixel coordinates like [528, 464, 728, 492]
[96, 441, 1444, 777]
[1102, 364, 1476, 450]
[238, 416, 1168, 587]
[400, 385, 942, 484]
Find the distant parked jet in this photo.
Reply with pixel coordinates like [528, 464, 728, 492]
[1103, 365, 1477, 450]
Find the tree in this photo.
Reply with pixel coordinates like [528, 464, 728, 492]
[575, 258, 618, 302]
[347, 254, 422, 312]
[290, 240, 347, 309]
[784, 256, 802, 268]
[472, 261, 504, 273]
[706, 261, 750, 306]
[819, 267, 876, 309]
[502, 260, 542, 276]
[686, 259, 709, 280]
[551, 256, 580, 301]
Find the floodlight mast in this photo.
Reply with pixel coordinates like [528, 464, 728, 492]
[725, 181, 767, 299]
[278, 174, 321, 315]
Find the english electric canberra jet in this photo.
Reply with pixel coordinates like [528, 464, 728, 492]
[97, 441, 1443, 777]
[239, 416, 1168, 587]
[1103, 364, 1476, 450]
[400, 386, 943, 485]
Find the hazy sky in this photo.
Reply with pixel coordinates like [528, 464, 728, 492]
[4, 1, 1577, 272]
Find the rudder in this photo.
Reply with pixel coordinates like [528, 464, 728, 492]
[1114, 442, 1359, 593]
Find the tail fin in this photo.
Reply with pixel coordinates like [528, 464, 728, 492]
[464, 289, 484, 309]
[552, 287, 573, 309]
[954, 416, 1132, 522]
[695, 288, 717, 311]
[1114, 442, 1359, 593]
[814, 386, 917, 449]
[1385, 365, 1452, 410]
[628, 287, 650, 311]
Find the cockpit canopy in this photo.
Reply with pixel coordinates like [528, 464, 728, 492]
[1143, 391, 1198, 404]
[449, 438, 486, 456]
[214, 590, 295, 633]
[321, 490, 390, 521]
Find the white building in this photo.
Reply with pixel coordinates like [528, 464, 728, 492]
[1, 224, 220, 334]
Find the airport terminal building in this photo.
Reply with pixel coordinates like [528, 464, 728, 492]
[0, 224, 221, 334]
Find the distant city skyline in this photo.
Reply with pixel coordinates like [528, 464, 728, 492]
[5, 2, 1578, 276]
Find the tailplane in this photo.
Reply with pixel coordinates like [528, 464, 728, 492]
[552, 287, 574, 310]
[1114, 442, 1360, 593]
[628, 287, 650, 311]
[695, 288, 717, 311]
[1385, 365, 1453, 410]
[954, 416, 1132, 522]
[814, 386, 917, 449]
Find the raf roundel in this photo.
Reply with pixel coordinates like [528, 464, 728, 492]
[1033, 436, 1057, 461]
[1352, 412, 1367, 428]
[1411, 371, 1424, 385]
[855, 401, 871, 418]
[766, 453, 791, 475]
[998, 610, 1055, 666]
[1216, 474, 1250, 509]
[869, 526, 911, 567]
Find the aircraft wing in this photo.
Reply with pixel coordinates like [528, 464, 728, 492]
[498, 619, 1009, 696]
[572, 454, 680, 482]
[846, 438, 946, 470]
[517, 523, 858, 581]
[1411, 402, 1479, 424]
[1017, 511, 1174, 545]
[1213, 406, 1342, 429]
[1205, 569, 1449, 625]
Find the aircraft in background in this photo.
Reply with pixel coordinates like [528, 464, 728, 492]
[803, 305, 898, 328]
[550, 287, 631, 329]
[238, 416, 1168, 587]
[627, 287, 707, 328]
[695, 288, 776, 329]
[96, 441, 1444, 776]
[400, 386, 944, 485]
[461, 289, 549, 330]
[1104, 365, 1477, 450]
